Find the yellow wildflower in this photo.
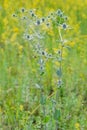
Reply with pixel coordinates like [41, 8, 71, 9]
[67, 41, 75, 47]
[13, 27, 19, 33]
[19, 105, 23, 111]
[18, 45, 23, 52]
[32, 69, 37, 73]
[62, 50, 67, 57]
[47, 27, 54, 36]
[55, 61, 60, 66]
[75, 123, 80, 130]
[3, 18, 8, 26]
[80, 73, 85, 80]
[53, 48, 58, 53]
[3, 0, 9, 9]
[10, 33, 17, 42]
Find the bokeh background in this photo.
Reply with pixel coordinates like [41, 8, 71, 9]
[0, 0, 87, 130]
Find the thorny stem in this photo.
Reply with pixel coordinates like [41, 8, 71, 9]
[39, 69, 46, 130]
[55, 27, 64, 130]
[40, 89, 45, 130]
[59, 27, 63, 80]
[58, 27, 64, 103]
[28, 28, 64, 130]
[43, 104, 46, 130]
[30, 90, 56, 115]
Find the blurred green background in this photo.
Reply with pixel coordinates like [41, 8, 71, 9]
[0, 0, 87, 130]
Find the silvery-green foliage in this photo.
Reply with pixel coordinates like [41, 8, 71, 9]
[13, 8, 71, 129]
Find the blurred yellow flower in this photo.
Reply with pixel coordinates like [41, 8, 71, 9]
[67, 41, 75, 47]
[82, 13, 86, 19]
[53, 48, 58, 53]
[10, 33, 17, 42]
[3, 0, 9, 9]
[32, 69, 37, 73]
[80, 73, 85, 80]
[13, 27, 19, 33]
[20, 105, 23, 111]
[55, 61, 60, 66]
[47, 28, 54, 36]
[18, 45, 23, 52]
[3, 18, 8, 26]
[75, 123, 80, 130]
[2, 32, 8, 41]
[62, 50, 67, 57]
[70, 41, 75, 47]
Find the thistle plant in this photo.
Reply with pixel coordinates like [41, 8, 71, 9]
[52, 9, 71, 130]
[13, 8, 71, 130]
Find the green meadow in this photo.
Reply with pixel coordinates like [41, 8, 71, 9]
[0, 0, 87, 130]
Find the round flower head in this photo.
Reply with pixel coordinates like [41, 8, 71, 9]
[48, 53, 52, 58]
[36, 20, 41, 25]
[62, 23, 67, 30]
[29, 10, 36, 17]
[42, 18, 45, 22]
[40, 66, 44, 73]
[21, 8, 25, 13]
[64, 16, 68, 21]
[56, 9, 64, 18]
[51, 12, 53, 16]
[31, 13, 35, 17]
[30, 10, 33, 13]
[26, 35, 30, 39]
[58, 50, 61, 55]
[25, 34, 33, 41]
[22, 16, 27, 20]
[46, 23, 50, 27]
[41, 51, 46, 56]
[47, 15, 51, 19]
[57, 79, 62, 87]
[57, 9, 62, 16]
[12, 14, 17, 17]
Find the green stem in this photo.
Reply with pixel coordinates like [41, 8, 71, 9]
[55, 27, 64, 130]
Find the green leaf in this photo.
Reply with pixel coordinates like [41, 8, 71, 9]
[40, 71, 44, 76]
[54, 109, 60, 120]
[65, 46, 71, 50]
[43, 115, 50, 123]
[40, 95, 46, 105]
